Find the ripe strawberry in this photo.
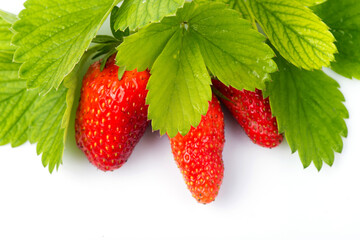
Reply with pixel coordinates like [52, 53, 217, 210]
[212, 79, 283, 148]
[169, 95, 225, 204]
[75, 55, 150, 171]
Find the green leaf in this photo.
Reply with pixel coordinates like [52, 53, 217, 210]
[0, 64, 69, 172]
[298, 0, 326, 6]
[0, 10, 17, 25]
[230, 0, 256, 24]
[0, 12, 71, 172]
[147, 30, 212, 137]
[194, 0, 256, 24]
[267, 54, 348, 170]
[110, 7, 130, 41]
[28, 86, 68, 172]
[0, 51, 37, 147]
[0, 11, 17, 52]
[110, 6, 129, 40]
[117, 2, 276, 137]
[189, 3, 276, 90]
[117, 2, 276, 88]
[114, 0, 185, 31]
[12, 0, 119, 94]
[117, 17, 178, 71]
[248, 0, 336, 70]
[314, 0, 360, 79]
[0, 12, 37, 147]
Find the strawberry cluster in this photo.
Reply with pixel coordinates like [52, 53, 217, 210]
[75, 55, 283, 204]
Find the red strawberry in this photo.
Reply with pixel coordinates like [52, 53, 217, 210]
[169, 95, 225, 204]
[75, 55, 150, 171]
[212, 79, 283, 148]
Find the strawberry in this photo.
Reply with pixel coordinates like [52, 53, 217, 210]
[75, 55, 150, 171]
[169, 95, 225, 204]
[212, 79, 283, 148]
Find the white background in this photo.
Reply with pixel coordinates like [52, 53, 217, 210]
[1, 1, 360, 239]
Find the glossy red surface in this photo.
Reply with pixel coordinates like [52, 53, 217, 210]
[75, 55, 150, 171]
[213, 80, 283, 148]
[170, 95, 225, 204]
